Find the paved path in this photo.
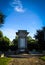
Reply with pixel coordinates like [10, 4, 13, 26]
[8, 56, 45, 65]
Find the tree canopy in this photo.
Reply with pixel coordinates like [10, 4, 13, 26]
[0, 12, 5, 27]
[0, 31, 3, 37]
[34, 27, 45, 50]
[0, 31, 10, 51]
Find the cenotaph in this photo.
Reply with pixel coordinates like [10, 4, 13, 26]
[16, 30, 29, 53]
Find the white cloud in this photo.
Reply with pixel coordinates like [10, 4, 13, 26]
[15, 6, 25, 12]
[11, 0, 25, 13]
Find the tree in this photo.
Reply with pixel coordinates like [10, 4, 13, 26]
[3, 36, 10, 47]
[0, 31, 3, 37]
[10, 35, 18, 51]
[0, 36, 10, 51]
[0, 31, 10, 51]
[27, 36, 32, 41]
[13, 35, 18, 45]
[0, 12, 5, 27]
[27, 36, 37, 50]
[34, 27, 45, 51]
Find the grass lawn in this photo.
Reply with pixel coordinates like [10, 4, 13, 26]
[0, 57, 12, 65]
[40, 56, 45, 61]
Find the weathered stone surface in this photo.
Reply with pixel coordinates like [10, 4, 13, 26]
[16, 30, 29, 53]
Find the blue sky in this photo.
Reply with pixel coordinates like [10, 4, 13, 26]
[0, 0, 45, 41]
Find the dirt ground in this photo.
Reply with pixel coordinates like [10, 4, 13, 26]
[8, 56, 45, 65]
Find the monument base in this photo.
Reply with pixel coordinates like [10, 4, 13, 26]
[16, 48, 29, 54]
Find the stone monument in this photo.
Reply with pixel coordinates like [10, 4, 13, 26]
[16, 30, 29, 53]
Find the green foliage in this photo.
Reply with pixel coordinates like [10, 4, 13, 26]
[15, 35, 18, 40]
[12, 35, 18, 46]
[0, 57, 11, 65]
[34, 27, 45, 50]
[9, 36, 18, 51]
[0, 31, 3, 37]
[0, 31, 10, 51]
[0, 12, 5, 27]
[0, 37, 10, 51]
[40, 56, 45, 61]
[27, 36, 32, 41]
[27, 36, 38, 50]
[12, 38, 18, 50]
[3, 36, 10, 46]
[0, 36, 10, 47]
[27, 36, 37, 44]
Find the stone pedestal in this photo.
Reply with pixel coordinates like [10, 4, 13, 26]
[16, 30, 29, 53]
